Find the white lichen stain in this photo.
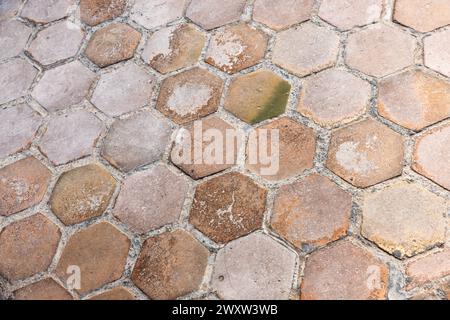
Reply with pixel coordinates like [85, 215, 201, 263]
[167, 83, 212, 116]
[209, 32, 247, 72]
[147, 26, 175, 60]
[335, 141, 377, 176]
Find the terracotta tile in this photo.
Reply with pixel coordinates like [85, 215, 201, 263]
[21, 0, 75, 24]
[0, 157, 51, 217]
[272, 174, 352, 248]
[0, 58, 38, 105]
[186, 0, 246, 31]
[156, 67, 223, 124]
[80, 0, 127, 26]
[131, 0, 187, 30]
[132, 230, 209, 299]
[406, 248, 450, 289]
[394, 0, 450, 33]
[50, 164, 116, 225]
[56, 222, 130, 295]
[0, 20, 31, 60]
[0, 0, 22, 21]
[253, 0, 313, 31]
[14, 279, 72, 300]
[189, 172, 267, 244]
[0, 214, 61, 280]
[224, 69, 291, 124]
[362, 181, 447, 258]
[424, 29, 450, 78]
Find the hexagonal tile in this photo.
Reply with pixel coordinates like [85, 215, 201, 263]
[0, 157, 51, 217]
[394, 0, 450, 33]
[378, 70, 450, 131]
[346, 24, 416, 77]
[362, 181, 447, 258]
[413, 124, 450, 190]
[132, 230, 209, 299]
[21, 0, 75, 24]
[0, 214, 61, 281]
[0, 58, 38, 105]
[212, 232, 296, 300]
[80, 0, 127, 26]
[406, 248, 450, 289]
[301, 240, 388, 300]
[298, 69, 370, 127]
[205, 23, 268, 74]
[113, 165, 189, 234]
[253, 0, 313, 31]
[27, 20, 84, 66]
[0, 104, 42, 159]
[224, 70, 291, 124]
[50, 164, 117, 225]
[156, 67, 223, 124]
[32, 60, 96, 112]
[246, 117, 316, 181]
[39, 111, 104, 165]
[56, 222, 130, 295]
[170, 116, 238, 179]
[0, 0, 22, 21]
[326, 118, 404, 188]
[91, 63, 155, 117]
[319, 0, 382, 30]
[0, 20, 32, 60]
[189, 172, 267, 244]
[89, 287, 135, 300]
[131, 0, 187, 30]
[272, 174, 352, 249]
[272, 23, 340, 77]
[424, 29, 450, 78]
[142, 23, 205, 74]
[85, 23, 141, 67]
[14, 279, 72, 300]
[101, 112, 172, 172]
[186, 0, 246, 30]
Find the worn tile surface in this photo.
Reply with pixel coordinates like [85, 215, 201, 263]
[1, 1, 450, 301]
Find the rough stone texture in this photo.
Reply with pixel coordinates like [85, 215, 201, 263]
[0, 58, 37, 105]
[346, 24, 416, 78]
[131, 0, 187, 30]
[379, 70, 450, 131]
[301, 240, 388, 300]
[0, 0, 22, 21]
[171, 116, 237, 179]
[319, 0, 382, 30]
[0, 20, 31, 60]
[186, 0, 246, 30]
[21, 0, 75, 23]
[212, 232, 296, 300]
[156, 67, 223, 124]
[142, 23, 205, 74]
[362, 181, 447, 258]
[132, 230, 209, 299]
[39, 111, 104, 166]
[14, 279, 72, 300]
[89, 287, 135, 300]
[27, 20, 84, 66]
[32, 61, 96, 112]
[50, 164, 117, 225]
[272, 23, 340, 77]
[91, 63, 155, 117]
[56, 222, 130, 295]
[113, 165, 189, 234]
[298, 69, 371, 127]
[272, 174, 352, 248]
[80, 0, 127, 26]
[424, 29, 450, 78]
[413, 124, 450, 190]
[326, 118, 404, 188]
[85, 23, 141, 67]
[0, 104, 42, 159]
[205, 23, 268, 74]
[101, 112, 172, 172]
[190, 172, 267, 244]
[224, 70, 291, 124]
[246, 117, 316, 181]
[406, 249, 450, 289]
[0, 214, 61, 281]
[253, 0, 313, 31]
[0, 157, 51, 217]
[394, 0, 450, 33]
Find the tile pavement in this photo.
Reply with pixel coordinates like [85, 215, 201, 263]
[0, 0, 449, 301]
